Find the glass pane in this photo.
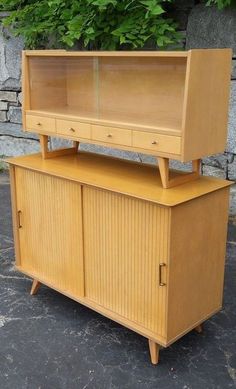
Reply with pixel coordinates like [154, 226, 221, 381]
[29, 56, 186, 132]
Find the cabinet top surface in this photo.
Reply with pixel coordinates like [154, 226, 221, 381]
[23, 48, 232, 57]
[7, 152, 232, 206]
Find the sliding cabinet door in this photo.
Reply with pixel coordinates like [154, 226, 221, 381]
[83, 186, 169, 338]
[14, 167, 84, 298]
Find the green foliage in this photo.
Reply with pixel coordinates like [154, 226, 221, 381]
[0, 0, 181, 50]
[0, 0, 234, 50]
[206, 0, 235, 9]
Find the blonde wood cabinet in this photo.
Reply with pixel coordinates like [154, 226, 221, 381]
[8, 152, 231, 364]
[22, 49, 232, 188]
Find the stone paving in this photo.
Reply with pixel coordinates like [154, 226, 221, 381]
[0, 171, 236, 389]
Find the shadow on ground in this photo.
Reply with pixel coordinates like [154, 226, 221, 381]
[0, 171, 236, 389]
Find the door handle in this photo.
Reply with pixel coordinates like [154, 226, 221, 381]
[159, 263, 166, 286]
[17, 210, 22, 229]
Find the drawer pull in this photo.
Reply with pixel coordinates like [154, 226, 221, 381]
[159, 263, 166, 286]
[69, 127, 75, 132]
[152, 140, 158, 145]
[107, 133, 112, 138]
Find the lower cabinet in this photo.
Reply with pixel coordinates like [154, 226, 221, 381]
[9, 153, 231, 364]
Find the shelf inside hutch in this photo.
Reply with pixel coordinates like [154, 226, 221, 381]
[27, 56, 185, 134]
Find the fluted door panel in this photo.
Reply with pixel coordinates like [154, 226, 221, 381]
[83, 186, 170, 337]
[15, 167, 84, 298]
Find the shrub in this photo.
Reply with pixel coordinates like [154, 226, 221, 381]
[0, 0, 182, 49]
[0, 0, 234, 50]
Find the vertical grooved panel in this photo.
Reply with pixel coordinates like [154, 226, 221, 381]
[83, 187, 170, 337]
[15, 168, 84, 297]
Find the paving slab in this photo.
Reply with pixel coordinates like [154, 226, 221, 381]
[0, 172, 235, 389]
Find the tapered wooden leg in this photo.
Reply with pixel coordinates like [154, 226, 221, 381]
[30, 279, 41, 295]
[39, 134, 49, 159]
[194, 324, 203, 334]
[148, 339, 160, 365]
[157, 157, 169, 189]
[157, 157, 201, 189]
[39, 134, 79, 159]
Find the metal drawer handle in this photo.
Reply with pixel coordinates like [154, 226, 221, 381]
[17, 210, 22, 229]
[159, 263, 166, 286]
[107, 133, 112, 138]
[152, 140, 158, 145]
[69, 127, 75, 132]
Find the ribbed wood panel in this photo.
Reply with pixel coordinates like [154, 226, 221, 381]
[15, 168, 84, 297]
[83, 187, 170, 337]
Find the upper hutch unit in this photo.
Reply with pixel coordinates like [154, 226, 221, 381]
[22, 49, 232, 186]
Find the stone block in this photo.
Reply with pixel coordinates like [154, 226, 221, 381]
[169, 160, 193, 172]
[0, 122, 38, 139]
[186, 4, 236, 55]
[228, 155, 236, 181]
[0, 101, 8, 110]
[202, 164, 226, 179]
[229, 185, 236, 216]
[0, 26, 24, 91]
[0, 135, 40, 157]
[232, 59, 236, 80]
[227, 81, 236, 154]
[50, 137, 74, 150]
[202, 153, 228, 170]
[18, 92, 23, 105]
[79, 143, 141, 162]
[0, 91, 17, 102]
[7, 106, 22, 124]
[0, 101, 8, 111]
[0, 111, 7, 122]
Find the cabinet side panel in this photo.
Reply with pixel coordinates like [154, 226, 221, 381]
[22, 52, 30, 130]
[167, 188, 229, 343]
[182, 49, 232, 161]
[15, 168, 84, 297]
[83, 187, 170, 337]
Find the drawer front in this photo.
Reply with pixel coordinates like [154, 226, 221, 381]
[57, 119, 91, 139]
[26, 115, 56, 133]
[133, 131, 181, 154]
[92, 125, 132, 146]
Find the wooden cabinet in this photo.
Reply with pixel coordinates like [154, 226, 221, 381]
[22, 50, 232, 164]
[8, 152, 231, 364]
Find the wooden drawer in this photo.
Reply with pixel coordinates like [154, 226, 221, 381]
[92, 125, 132, 146]
[133, 131, 181, 155]
[57, 119, 91, 139]
[26, 115, 56, 133]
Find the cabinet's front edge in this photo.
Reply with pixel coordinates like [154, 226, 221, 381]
[16, 265, 168, 347]
[9, 166, 21, 266]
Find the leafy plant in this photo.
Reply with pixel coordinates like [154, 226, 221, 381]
[0, 0, 181, 49]
[206, 0, 235, 9]
[0, 0, 234, 50]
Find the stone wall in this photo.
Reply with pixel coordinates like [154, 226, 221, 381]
[0, 4, 236, 186]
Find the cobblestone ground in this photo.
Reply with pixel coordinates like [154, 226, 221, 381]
[0, 171, 235, 389]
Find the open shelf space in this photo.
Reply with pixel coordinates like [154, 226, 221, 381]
[28, 56, 186, 134]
